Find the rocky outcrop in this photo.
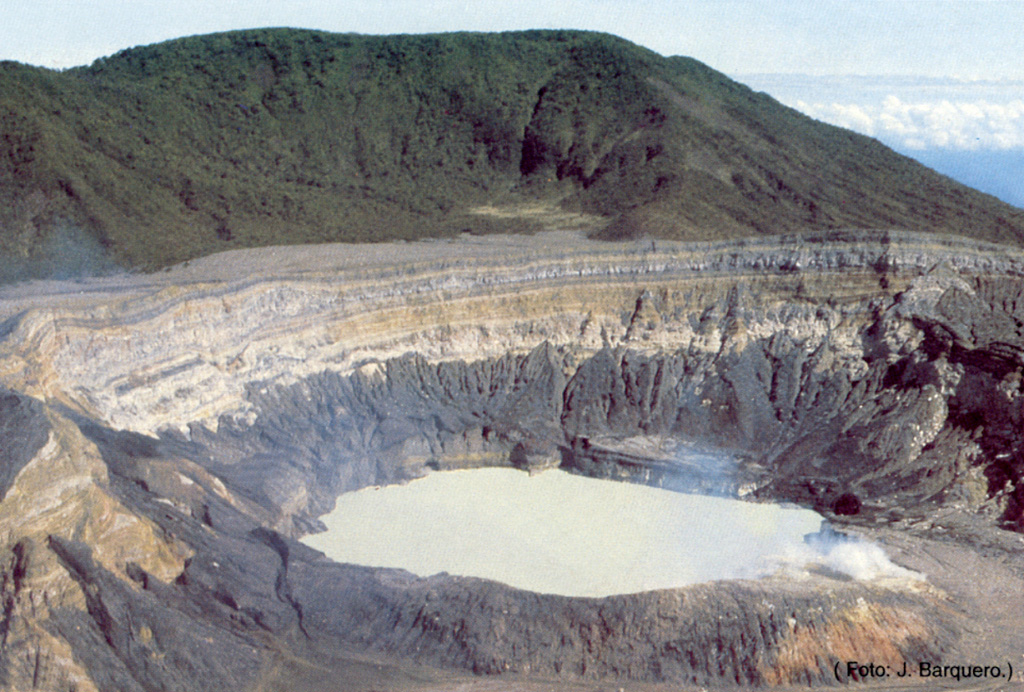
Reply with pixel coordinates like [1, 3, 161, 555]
[293, 562, 960, 686]
[1, 231, 1023, 690]
[0, 391, 48, 500]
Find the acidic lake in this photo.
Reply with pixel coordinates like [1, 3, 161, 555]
[301, 468, 828, 597]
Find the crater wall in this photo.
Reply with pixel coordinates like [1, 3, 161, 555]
[1, 231, 1024, 690]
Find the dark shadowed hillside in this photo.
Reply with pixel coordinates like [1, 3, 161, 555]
[3, 28, 1024, 274]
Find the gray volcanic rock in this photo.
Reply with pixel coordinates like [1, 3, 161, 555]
[45, 535, 266, 692]
[291, 562, 960, 686]
[0, 390, 49, 500]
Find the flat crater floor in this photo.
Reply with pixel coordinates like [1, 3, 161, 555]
[301, 469, 831, 597]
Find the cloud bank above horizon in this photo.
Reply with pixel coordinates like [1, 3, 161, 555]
[742, 75, 1024, 152]
[799, 95, 1024, 151]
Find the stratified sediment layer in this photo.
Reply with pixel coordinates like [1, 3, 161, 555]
[1, 231, 1023, 691]
[2, 229, 1020, 436]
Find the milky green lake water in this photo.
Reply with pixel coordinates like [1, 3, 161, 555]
[301, 468, 826, 597]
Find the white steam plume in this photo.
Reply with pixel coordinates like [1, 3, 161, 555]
[767, 523, 924, 582]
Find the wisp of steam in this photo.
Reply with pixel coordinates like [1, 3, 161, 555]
[769, 524, 924, 581]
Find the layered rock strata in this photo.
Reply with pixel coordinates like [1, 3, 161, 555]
[1, 230, 1023, 690]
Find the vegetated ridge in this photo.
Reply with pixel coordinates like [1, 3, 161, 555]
[2, 28, 1024, 276]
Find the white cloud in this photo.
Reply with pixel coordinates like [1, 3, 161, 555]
[796, 94, 1024, 151]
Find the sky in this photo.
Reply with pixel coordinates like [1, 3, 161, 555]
[4, 0, 1023, 205]
[5, 0, 1023, 78]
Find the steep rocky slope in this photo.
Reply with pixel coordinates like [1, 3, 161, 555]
[1, 231, 1024, 690]
[4, 29, 1024, 278]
